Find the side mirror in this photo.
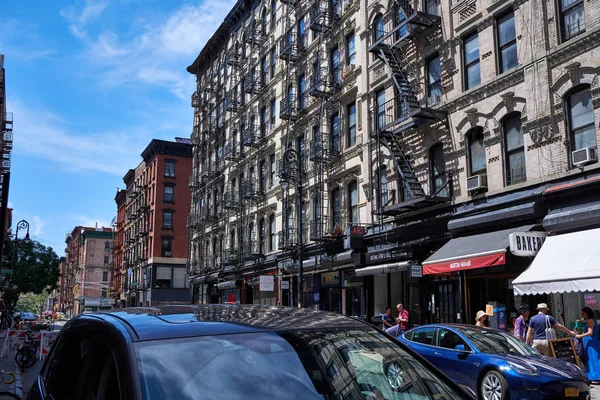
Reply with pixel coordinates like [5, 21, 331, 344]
[454, 344, 466, 352]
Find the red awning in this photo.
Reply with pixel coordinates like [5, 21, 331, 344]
[422, 251, 506, 275]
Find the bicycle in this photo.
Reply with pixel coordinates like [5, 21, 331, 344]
[15, 329, 39, 372]
[0, 370, 19, 399]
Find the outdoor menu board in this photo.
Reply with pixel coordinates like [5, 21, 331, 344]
[548, 338, 582, 368]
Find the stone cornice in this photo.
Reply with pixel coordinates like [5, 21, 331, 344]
[548, 28, 600, 67]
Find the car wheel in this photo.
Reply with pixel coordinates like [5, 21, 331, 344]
[480, 370, 508, 400]
[385, 362, 403, 391]
[46, 316, 52, 320]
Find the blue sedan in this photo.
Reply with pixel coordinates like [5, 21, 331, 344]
[398, 324, 590, 400]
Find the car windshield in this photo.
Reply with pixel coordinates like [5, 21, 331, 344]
[455, 327, 537, 356]
[135, 328, 467, 400]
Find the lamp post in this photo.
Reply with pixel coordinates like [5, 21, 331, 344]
[279, 148, 304, 308]
[11, 219, 30, 272]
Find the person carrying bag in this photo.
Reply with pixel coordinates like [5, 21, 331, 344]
[526, 303, 573, 356]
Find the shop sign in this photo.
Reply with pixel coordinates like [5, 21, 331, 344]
[321, 271, 339, 285]
[423, 252, 506, 275]
[509, 231, 548, 257]
[350, 226, 367, 236]
[280, 280, 290, 290]
[366, 247, 412, 265]
[410, 265, 423, 278]
[585, 293, 600, 308]
[259, 275, 274, 292]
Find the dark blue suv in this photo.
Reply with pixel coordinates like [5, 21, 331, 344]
[27, 305, 473, 400]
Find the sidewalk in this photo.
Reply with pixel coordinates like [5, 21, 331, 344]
[0, 357, 22, 398]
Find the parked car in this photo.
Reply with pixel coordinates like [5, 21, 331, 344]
[398, 324, 590, 400]
[27, 305, 474, 400]
[19, 312, 37, 321]
[42, 310, 65, 320]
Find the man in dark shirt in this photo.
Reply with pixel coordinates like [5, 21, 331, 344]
[526, 303, 574, 356]
[382, 307, 395, 330]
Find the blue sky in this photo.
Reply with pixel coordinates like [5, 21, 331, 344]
[2, 0, 234, 254]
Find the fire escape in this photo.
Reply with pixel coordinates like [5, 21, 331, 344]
[368, 0, 450, 217]
[0, 112, 13, 210]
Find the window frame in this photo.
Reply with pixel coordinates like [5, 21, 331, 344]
[162, 210, 174, 229]
[467, 127, 486, 175]
[430, 143, 448, 197]
[346, 32, 356, 66]
[559, 0, 586, 42]
[496, 10, 518, 73]
[269, 214, 276, 252]
[426, 54, 442, 106]
[566, 85, 596, 154]
[161, 237, 173, 257]
[163, 185, 174, 203]
[463, 31, 481, 90]
[164, 160, 176, 178]
[347, 102, 357, 147]
[502, 113, 526, 185]
[348, 180, 359, 224]
[271, 47, 277, 78]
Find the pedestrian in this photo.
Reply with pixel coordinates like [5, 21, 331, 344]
[396, 303, 409, 335]
[526, 303, 574, 356]
[382, 307, 395, 330]
[575, 307, 600, 382]
[514, 305, 530, 342]
[475, 310, 487, 327]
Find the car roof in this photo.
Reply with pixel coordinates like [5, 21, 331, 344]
[83, 304, 368, 341]
[407, 323, 509, 334]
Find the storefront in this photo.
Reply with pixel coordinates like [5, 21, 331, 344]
[217, 280, 241, 304]
[247, 274, 278, 306]
[512, 227, 600, 328]
[422, 224, 543, 324]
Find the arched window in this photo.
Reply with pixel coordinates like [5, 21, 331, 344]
[430, 143, 448, 197]
[503, 113, 526, 185]
[262, 8, 268, 35]
[467, 127, 486, 175]
[374, 15, 384, 41]
[566, 85, 596, 152]
[348, 180, 359, 224]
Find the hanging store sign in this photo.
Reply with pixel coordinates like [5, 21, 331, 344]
[280, 280, 290, 290]
[410, 265, 423, 278]
[423, 252, 506, 275]
[366, 247, 412, 265]
[509, 232, 548, 257]
[259, 275, 274, 292]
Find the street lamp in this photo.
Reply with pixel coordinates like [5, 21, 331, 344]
[11, 219, 30, 269]
[280, 148, 304, 307]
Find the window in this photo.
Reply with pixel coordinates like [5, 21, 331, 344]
[348, 181, 358, 224]
[270, 154, 276, 187]
[463, 32, 480, 90]
[560, 0, 585, 41]
[164, 185, 174, 202]
[376, 89, 386, 129]
[260, 160, 267, 192]
[262, 56, 269, 85]
[408, 327, 436, 346]
[262, 8, 268, 35]
[259, 218, 265, 254]
[467, 128, 486, 174]
[269, 214, 275, 251]
[104, 241, 110, 251]
[102, 271, 108, 282]
[103, 256, 109, 266]
[271, 0, 277, 28]
[297, 135, 305, 171]
[270, 98, 276, 126]
[379, 166, 388, 208]
[162, 238, 173, 257]
[346, 33, 356, 65]
[427, 55, 442, 105]
[330, 47, 340, 86]
[567, 86, 596, 151]
[438, 329, 469, 350]
[331, 188, 341, 230]
[230, 228, 235, 249]
[430, 144, 449, 197]
[173, 268, 186, 288]
[271, 47, 277, 78]
[298, 17, 306, 49]
[162, 211, 173, 229]
[374, 15, 384, 41]
[261, 106, 268, 137]
[330, 113, 340, 153]
[216, 100, 222, 129]
[156, 267, 171, 289]
[347, 103, 356, 147]
[165, 161, 175, 177]
[501, 114, 526, 185]
[497, 12, 517, 73]
[426, 0, 439, 16]
[299, 75, 307, 109]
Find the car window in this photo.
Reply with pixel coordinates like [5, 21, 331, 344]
[135, 329, 468, 400]
[455, 327, 537, 356]
[437, 329, 470, 351]
[44, 333, 121, 400]
[408, 327, 436, 346]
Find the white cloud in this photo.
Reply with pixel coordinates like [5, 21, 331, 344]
[0, 19, 55, 62]
[9, 98, 154, 175]
[63, 0, 236, 99]
[61, 0, 110, 39]
[30, 216, 47, 236]
[71, 215, 112, 229]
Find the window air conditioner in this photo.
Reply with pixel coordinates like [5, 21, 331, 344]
[164, 251, 172, 257]
[466, 174, 487, 192]
[572, 147, 597, 167]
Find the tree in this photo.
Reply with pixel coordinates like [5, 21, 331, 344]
[16, 293, 47, 313]
[2, 240, 61, 311]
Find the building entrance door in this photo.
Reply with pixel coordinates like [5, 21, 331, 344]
[434, 280, 459, 323]
[344, 287, 363, 317]
[320, 288, 341, 313]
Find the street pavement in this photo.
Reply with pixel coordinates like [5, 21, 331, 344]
[0, 355, 41, 399]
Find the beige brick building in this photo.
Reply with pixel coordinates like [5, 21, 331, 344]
[187, 0, 600, 325]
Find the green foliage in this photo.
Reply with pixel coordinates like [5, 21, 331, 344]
[16, 293, 47, 313]
[2, 241, 61, 311]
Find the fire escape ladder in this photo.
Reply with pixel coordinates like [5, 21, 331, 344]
[377, 45, 419, 116]
[379, 131, 425, 199]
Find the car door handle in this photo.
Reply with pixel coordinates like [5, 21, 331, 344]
[434, 352, 442, 355]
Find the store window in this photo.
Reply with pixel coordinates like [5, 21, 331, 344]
[156, 267, 171, 289]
